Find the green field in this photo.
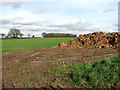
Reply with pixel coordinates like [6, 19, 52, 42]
[2, 37, 75, 52]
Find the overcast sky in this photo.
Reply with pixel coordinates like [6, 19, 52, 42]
[0, 0, 119, 37]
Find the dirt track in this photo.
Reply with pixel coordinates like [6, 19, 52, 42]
[2, 47, 118, 88]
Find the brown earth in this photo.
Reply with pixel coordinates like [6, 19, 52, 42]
[2, 47, 118, 89]
[57, 32, 120, 50]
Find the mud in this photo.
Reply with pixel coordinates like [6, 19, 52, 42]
[2, 47, 118, 88]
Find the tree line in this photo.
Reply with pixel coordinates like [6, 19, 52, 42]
[0, 28, 35, 38]
[0, 28, 77, 38]
[42, 32, 77, 38]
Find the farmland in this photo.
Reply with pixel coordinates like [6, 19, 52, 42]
[1, 36, 120, 88]
[2, 37, 75, 52]
[1, 0, 119, 89]
[2, 47, 119, 88]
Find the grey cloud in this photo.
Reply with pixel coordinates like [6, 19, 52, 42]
[103, 8, 115, 13]
[113, 23, 118, 27]
[49, 21, 98, 32]
[1, 17, 22, 25]
[21, 24, 34, 25]
[14, 19, 45, 25]
[1, 20, 11, 24]
[20, 23, 44, 26]
[34, 5, 52, 13]
[48, 20, 116, 33]
[1, 17, 45, 26]
[29, 30, 40, 31]
[1, 18, 116, 37]
[2, 2, 25, 9]
[47, 30, 58, 32]
[1, 17, 16, 24]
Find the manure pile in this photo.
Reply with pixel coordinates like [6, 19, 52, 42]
[57, 32, 120, 49]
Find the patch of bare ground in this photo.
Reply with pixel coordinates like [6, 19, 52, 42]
[2, 47, 118, 88]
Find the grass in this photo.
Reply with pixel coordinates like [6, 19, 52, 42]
[24, 83, 32, 88]
[2, 37, 75, 52]
[50, 55, 120, 88]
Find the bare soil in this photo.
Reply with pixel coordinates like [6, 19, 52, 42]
[2, 47, 118, 88]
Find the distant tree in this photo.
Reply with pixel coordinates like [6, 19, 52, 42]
[42, 32, 46, 38]
[28, 34, 31, 37]
[5, 36, 8, 38]
[74, 34, 77, 37]
[42, 33, 77, 38]
[32, 35, 35, 38]
[0, 33, 5, 38]
[20, 33, 24, 37]
[8, 28, 21, 38]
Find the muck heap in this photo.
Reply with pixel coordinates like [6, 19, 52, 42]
[57, 32, 120, 49]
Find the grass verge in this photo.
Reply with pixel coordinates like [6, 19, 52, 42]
[47, 55, 120, 88]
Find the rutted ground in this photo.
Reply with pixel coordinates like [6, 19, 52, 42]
[2, 47, 118, 88]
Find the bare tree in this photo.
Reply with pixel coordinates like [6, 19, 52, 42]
[32, 35, 35, 38]
[42, 32, 46, 38]
[0, 33, 5, 38]
[28, 34, 31, 37]
[8, 28, 21, 38]
[20, 33, 24, 37]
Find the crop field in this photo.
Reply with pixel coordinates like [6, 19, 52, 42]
[2, 37, 75, 52]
